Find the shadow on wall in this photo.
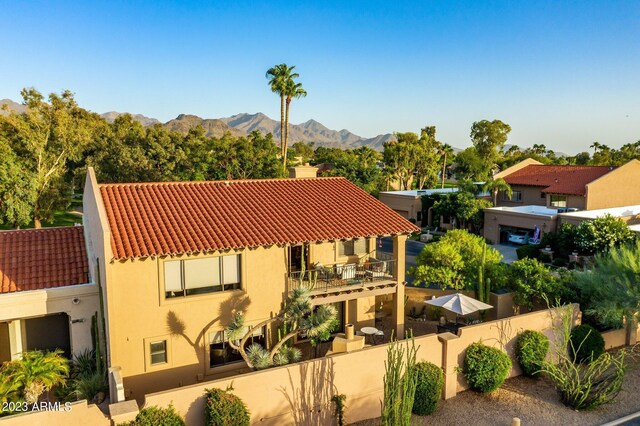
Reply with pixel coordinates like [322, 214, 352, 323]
[126, 362, 203, 403]
[280, 357, 337, 426]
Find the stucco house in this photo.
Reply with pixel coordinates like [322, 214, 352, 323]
[82, 167, 419, 400]
[0, 226, 99, 364]
[484, 158, 640, 243]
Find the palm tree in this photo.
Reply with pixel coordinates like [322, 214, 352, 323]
[438, 143, 454, 188]
[266, 64, 304, 171]
[577, 240, 640, 345]
[590, 141, 602, 154]
[483, 178, 513, 206]
[1, 350, 69, 404]
[283, 79, 307, 169]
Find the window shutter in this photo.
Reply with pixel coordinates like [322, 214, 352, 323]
[222, 255, 240, 285]
[164, 261, 182, 292]
[184, 258, 220, 289]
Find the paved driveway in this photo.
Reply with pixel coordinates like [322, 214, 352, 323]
[492, 243, 519, 264]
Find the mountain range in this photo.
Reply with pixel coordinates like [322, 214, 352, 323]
[1, 98, 399, 149]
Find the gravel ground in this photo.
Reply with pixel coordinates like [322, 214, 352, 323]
[353, 350, 640, 426]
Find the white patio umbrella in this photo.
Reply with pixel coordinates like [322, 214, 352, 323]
[425, 293, 493, 316]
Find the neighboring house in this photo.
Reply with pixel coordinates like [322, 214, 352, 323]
[559, 204, 640, 232]
[0, 227, 98, 364]
[484, 159, 640, 243]
[82, 167, 419, 400]
[378, 188, 458, 225]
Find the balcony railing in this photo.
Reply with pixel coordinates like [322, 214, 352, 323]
[288, 259, 396, 293]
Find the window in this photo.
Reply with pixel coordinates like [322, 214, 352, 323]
[338, 239, 368, 256]
[503, 191, 522, 202]
[540, 192, 546, 199]
[150, 340, 167, 365]
[209, 328, 265, 368]
[164, 254, 241, 298]
[550, 195, 567, 208]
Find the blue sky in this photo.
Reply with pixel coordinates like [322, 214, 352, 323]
[1, 1, 639, 153]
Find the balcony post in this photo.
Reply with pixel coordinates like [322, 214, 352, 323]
[392, 234, 407, 338]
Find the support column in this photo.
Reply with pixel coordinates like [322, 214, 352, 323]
[438, 332, 460, 399]
[392, 234, 407, 339]
[8, 320, 24, 360]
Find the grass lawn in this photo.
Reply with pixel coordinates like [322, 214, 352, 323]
[0, 195, 83, 230]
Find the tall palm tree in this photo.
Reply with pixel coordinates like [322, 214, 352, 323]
[1, 350, 69, 404]
[483, 178, 513, 206]
[438, 143, 454, 188]
[283, 79, 307, 169]
[590, 141, 602, 154]
[266, 64, 300, 170]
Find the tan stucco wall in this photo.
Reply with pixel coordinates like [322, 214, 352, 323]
[378, 193, 421, 221]
[104, 245, 289, 399]
[0, 401, 109, 426]
[586, 160, 640, 210]
[497, 185, 546, 207]
[0, 284, 99, 356]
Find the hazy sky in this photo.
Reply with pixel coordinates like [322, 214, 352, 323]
[1, 1, 639, 154]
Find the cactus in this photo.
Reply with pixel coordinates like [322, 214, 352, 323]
[477, 245, 491, 320]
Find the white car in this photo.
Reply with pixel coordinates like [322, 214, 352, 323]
[508, 230, 531, 245]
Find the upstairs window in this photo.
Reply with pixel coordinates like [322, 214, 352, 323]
[339, 238, 368, 256]
[164, 255, 241, 298]
[550, 195, 567, 208]
[503, 191, 522, 202]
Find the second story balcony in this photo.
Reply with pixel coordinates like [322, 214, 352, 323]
[287, 257, 396, 295]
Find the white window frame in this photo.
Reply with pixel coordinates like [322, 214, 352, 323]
[164, 254, 241, 298]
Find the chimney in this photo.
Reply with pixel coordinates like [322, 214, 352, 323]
[288, 165, 319, 178]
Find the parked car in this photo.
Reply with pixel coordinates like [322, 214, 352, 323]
[508, 230, 531, 245]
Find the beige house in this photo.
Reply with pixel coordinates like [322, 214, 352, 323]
[82, 168, 418, 400]
[378, 188, 458, 224]
[0, 227, 98, 364]
[484, 159, 640, 243]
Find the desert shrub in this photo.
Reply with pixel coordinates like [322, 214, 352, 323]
[569, 324, 605, 364]
[516, 244, 539, 260]
[515, 330, 549, 377]
[382, 337, 418, 426]
[541, 305, 627, 410]
[463, 342, 511, 393]
[412, 362, 443, 415]
[123, 405, 185, 426]
[205, 388, 250, 426]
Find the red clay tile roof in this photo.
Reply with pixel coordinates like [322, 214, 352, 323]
[503, 165, 613, 195]
[99, 177, 420, 260]
[0, 226, 90, 294]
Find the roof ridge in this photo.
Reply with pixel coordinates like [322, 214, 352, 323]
[0, 225, 84, 235]
[98, 176, 347, 187]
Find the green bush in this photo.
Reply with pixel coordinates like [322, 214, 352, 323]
[515, 330, 549, 377]
[569, 324, 605, 363]
[463, 342, 512, 393]
[205, 388, 250, 426]
[508, 258, 560, 310]
[411, 362, 443, 415]
[516, 244, 539, 260]
[122, 405, 185, 426]
[576, 214, 635, 254]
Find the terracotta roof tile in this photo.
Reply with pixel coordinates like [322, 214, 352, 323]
[503, 165, 613, 195]
[0, 226, 90, 294]
[99, 177, 420, 260]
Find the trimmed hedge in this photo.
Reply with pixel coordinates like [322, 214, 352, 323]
[122, 405, 185, 426]
[412, 361, 443, 415]
[205, 388, 250, 426]
[515, 330, 549, 377]
[463, 342, 512, 393]
[516, 244, 539, 260]
[570, 324, 605, 364]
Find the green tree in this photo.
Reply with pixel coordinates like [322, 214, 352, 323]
[0, 88, 99, 227]
[290, 141, 315, 164]
[432, 191, 491, 232]
[0, 350, 69, 404]
[414, 126, 442, 189]
[508, 258, 559, 310]
[453, 147, 485, 180]
[469, 119, 512, 179]
[575, 214, 634, 254]
[410, 229, 502, 290]
[0, 139, 34, 227]
[383, 132, 418, 190]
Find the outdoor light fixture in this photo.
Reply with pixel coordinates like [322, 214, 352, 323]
[378, 238, 382, 248]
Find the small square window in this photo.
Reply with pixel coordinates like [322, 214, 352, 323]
[150, 340, 167, 365]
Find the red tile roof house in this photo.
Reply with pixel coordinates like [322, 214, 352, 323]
[0, 226, 98, 364]
[483, 158, 640, 244]
[81, 167, 419, 400]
